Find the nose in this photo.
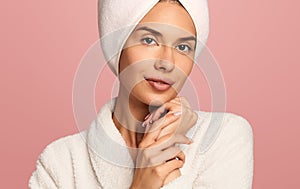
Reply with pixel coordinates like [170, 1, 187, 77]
[154, 45, 175, 73]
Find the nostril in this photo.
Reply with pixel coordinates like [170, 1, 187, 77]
[159, 66, 166, 71]
[154, 59, 175, 73]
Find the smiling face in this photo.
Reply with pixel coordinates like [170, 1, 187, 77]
[118, 1, 197, 106]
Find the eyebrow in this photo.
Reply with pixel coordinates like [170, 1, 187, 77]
[176, 36, 196, 44]
[135, 26, 163, 37]
[135, 26, 196, 43]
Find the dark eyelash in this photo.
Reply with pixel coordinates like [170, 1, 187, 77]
[178, 44, 192, 52]
[141, 37, 156, 45]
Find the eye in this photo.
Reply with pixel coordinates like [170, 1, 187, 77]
[176, 44, 192, 53]
[141, 37, 158, 46]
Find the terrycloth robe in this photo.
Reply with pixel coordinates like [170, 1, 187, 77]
[29, 99, 254, 189]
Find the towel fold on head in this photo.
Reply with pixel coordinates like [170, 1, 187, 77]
[98, 0, 209, 75]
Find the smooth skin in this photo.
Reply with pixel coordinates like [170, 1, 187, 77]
[111, 1, 198, 188]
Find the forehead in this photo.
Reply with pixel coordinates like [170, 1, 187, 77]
[138, 2, 196, 36]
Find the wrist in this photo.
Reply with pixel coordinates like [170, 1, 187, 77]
[129, 182, 139, 189]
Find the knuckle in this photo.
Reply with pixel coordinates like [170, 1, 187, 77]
[153, 166, 163, 177]
[177, 151, 185, 158]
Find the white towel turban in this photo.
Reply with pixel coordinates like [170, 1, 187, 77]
[98, 0, 209, 75]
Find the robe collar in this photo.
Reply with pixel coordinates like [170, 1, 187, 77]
[87, 98, 135, 188]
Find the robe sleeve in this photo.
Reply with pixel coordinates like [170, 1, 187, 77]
[192, 114, 254, 189]
[28, 137, 72, 189]
[28, 158, 58, 189]
[28, 149, 58, 189]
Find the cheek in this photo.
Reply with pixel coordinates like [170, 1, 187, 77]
[172, 59, 194, 90]
[175, 57, 194, 76]
[119, 47, 156, 73]
[126, 46, 158, 60]
[119, 51, 155, 80]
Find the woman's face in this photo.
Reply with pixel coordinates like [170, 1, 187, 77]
[119, 2, 197, 106]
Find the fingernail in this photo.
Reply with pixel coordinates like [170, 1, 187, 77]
[149, 120, 153, 125]
[173, 111, 182, 116]
[144, 113, 150, 120]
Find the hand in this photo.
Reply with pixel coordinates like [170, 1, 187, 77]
[131, 97, 197, 188]
[130, 133, 192, 189]
[142, 96, 198, 142]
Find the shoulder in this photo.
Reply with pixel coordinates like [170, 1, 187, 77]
[38, 131, 87, 160]
[208, 111, 253, 138]
[193, 111, 253, 154]
[32, 132, 88, 175]
[29, 132, 89, 188]
[190, 112, 254, 188]
[214, 111, 253, 142]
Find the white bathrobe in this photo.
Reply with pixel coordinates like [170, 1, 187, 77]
[29, 99, 253, 189]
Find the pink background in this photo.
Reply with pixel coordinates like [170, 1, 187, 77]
[1, 0, 299, 188]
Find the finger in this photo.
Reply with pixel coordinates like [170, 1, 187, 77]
[141, 113, 181, 146]
[144, 109, 198, 143]
[150, 101, 181, 122]
[148, 146, 182, 166]
[142, 100, 182, 128]
[163, 169, 181, 185]
[144, 113, 151, 120]
[148, 134, 192, 150]
[151, 105, 168, 122]
[148, 109, 197, 142]
[156, 120, 179, 139]
[157, 111, 197, 140]
[147, 113, 181, 133]
[175, 151, 186, 164]
[142, 112, 153, 127]
[170, 96, 190, 108]
[136, 145, 185, 168]
[166, 97, 193, 116]
[169, 97, 181, 105]
[178, 96, 190, 108]
[154, 159, 184, 180]
[144, 110, 182, 132]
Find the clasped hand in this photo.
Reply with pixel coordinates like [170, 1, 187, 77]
[130, 97, 198, 189]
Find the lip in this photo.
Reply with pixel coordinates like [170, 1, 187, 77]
[144, 76, 175, 91]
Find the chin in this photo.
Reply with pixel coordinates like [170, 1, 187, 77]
[135, 89, 178, 107]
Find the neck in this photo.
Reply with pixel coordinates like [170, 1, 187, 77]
[112, 87, 149, 148]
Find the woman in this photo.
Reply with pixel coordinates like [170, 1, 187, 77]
[29, 0, 253, 188]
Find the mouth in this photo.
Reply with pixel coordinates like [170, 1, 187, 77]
[144, 76, 175, 91]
